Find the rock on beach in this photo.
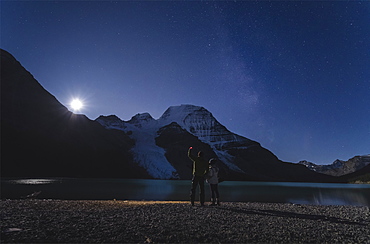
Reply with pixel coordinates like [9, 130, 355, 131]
[1, 199, 369, 243]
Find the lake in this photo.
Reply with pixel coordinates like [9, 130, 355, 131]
[1, 178, 370, 206]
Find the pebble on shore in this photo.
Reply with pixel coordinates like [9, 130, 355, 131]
[1, 199, 369, 243]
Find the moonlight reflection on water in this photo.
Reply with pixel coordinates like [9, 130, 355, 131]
[9, 179, 60, 185]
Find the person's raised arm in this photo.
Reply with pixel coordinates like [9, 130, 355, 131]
[188, 147, 195, 160]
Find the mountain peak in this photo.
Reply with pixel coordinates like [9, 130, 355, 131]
[96, 115, 126, 129]
[130, 112, 154, 121]
[128, 112, 155, 128]
[159, 104, 206, 122]
[97, 114, 121, 121]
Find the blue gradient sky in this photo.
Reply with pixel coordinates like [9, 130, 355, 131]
[2, 1, 369, 165]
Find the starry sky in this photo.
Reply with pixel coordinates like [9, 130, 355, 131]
[2, 1, 369, 165]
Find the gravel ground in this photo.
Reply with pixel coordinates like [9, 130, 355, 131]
[1, 199, 369, 243]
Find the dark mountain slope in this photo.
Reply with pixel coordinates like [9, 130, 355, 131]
[155, 122, 219, 180]
[154, 117, 338, 182]
[339, 164, 370, 183]
[227, 146, 338, 182]
[1, 49, 148, 178]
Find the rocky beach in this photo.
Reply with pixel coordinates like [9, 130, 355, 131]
[1, 199, 369, 243]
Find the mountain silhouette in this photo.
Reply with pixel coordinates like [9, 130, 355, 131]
[1, 49, 148, 178]
[0, 49, 344, 182]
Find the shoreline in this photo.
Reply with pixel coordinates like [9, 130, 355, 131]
[2, 178, 370, 207]
[1, 199, 369, 243]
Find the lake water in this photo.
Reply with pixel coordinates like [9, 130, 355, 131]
[1, 178, 370, 206]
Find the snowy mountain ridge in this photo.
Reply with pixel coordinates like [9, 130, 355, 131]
[96, 104, 256, 179]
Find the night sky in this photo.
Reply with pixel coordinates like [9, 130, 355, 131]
[2, 1, 369, 165]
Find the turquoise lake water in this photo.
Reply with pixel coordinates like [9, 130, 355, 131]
[2, 178, 370, 206]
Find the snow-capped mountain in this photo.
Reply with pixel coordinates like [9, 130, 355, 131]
[298, 155, 370, 176]
[159, 105, 257, 174]
[97, 105, 253, 179]
[96, 105, 336, 182]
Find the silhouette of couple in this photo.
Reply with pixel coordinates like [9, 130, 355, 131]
[188, 147, 220, 206]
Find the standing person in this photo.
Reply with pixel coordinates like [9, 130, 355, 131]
[206, 158, 220, 206]
[188, 147, 209, 206]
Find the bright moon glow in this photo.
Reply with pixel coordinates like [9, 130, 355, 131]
[70, 99, 83, 111]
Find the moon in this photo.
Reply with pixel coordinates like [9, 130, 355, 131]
[70, 99, 83, 111]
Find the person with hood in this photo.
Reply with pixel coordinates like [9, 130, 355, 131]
[188, 147, 209, 206]
[206, 158, 221, 206]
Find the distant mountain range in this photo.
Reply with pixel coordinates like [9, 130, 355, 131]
[1, 49, 368, 182]
[298, 155, 370, 177]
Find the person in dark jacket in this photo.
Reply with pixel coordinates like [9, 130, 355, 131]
[188, 147, 209, 206]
